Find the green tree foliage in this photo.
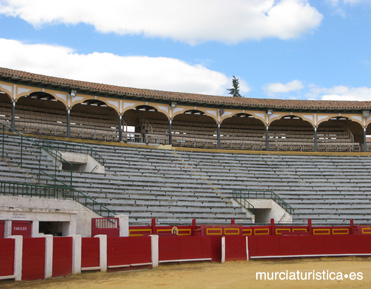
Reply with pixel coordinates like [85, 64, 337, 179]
[227, 75, 242, 97]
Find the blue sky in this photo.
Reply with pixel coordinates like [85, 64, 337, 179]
[0, 0, 371, 101]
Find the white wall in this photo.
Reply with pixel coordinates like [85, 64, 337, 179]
[0, 195, 100, 237]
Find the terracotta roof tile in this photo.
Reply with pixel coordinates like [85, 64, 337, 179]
[0, 67, 370, 111]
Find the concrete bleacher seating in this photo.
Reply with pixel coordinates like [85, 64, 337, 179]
[2, 133, 371, 226]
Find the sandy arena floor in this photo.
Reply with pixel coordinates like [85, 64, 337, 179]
[1, 257, 371, 289]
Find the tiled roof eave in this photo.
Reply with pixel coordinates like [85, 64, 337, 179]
[0, 67, 370, 112]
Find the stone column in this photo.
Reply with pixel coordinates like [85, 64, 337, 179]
[217, 122, 221, 149]
[11, 100, 15, 130]
[265, 125, 269, 151]
[67, 108, 71, 138]
[169, 118, 172, 145]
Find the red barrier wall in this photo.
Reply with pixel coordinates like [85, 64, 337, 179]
[0, 238, 14, 277]
[159, 236, 212, 262]
[225, 236, 247, 261]
[81, 238, 100, 269]
[128, 221, 371, 237]
[52, 237, 73, 277]
[22, 238, 45, 280]
[208, 236, 222, 262]
[0, 220, 4, 238]
[107, 237, 151, 267]
[249, 235, 371, 258]
[12, 221, 32, 238]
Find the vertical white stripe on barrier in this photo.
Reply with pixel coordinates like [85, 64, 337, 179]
[150, 235, 159, 268]
[95, 235, 107, 272]
[246, 237, 249, 262]
[221, 237, 225, 263]
[70, 235, 82, 275]
[44, 235, 53, 279]
[10, 235, 23, 281]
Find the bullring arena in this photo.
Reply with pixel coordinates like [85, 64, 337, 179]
[1, 67, 371, 288]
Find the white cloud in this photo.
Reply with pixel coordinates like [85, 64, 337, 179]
[312, 86, 371, 101]
[0, 0, 323, 44]
[0, 38, 233, 95]
[263, 80, 304, 96]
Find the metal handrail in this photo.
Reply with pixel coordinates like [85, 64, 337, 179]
[234, 190, 293, 215]
[1, 123, 73, 187]
[0, 124, 116, 217]
[40, 139, 105, 166]
[0, 181, 116, 217]
[232, 190, 255, 215]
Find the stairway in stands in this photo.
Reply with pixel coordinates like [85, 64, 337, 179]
[4, 133, 371, 226]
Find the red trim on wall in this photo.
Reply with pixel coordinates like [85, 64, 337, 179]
[0, 220, 4, 239]
[12, 221, 32, 238]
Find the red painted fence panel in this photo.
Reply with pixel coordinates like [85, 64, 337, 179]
[107, 237, 151, 267]
[225, 236, 247, 261]
[249, 235, 371, 258]
[159, 236, 212, 262]
[0, 238, 14, 277]
[52, 237, 73, 277]
[81, 237, 100, 269]
[12, 221, 32, 238]
[22, 238, 45, 280]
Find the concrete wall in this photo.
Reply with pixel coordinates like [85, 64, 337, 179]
[0, 195, 100, 237]
[60, 151, 105, 173]
[247, 199, 293, 224]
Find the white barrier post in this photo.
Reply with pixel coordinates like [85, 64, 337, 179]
[70, 235, 82, 275]
[10, 235, 23, 281]
[246, 236, 249, 261]
[221, 236, 225, 263]
[31, 220, 40, 237]
[117, 215, 129, 237]
[150, 235, 159, 268]
[95, 235, 107, 272]
[44, 235, 53, 279]
[4, 220, 12, 238]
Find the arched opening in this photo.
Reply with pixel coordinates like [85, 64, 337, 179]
[15, 92, 67, 136]
[318, 117, 362, 152]
[220, 113, 265, 150]
[123, 105, 169, 144]
[269, 115, 314, 151]
[70, 100, 119, 141]
[0, 91, 12, 126]
[172, 110, 217, 148]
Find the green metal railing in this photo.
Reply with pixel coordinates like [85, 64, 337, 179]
[0, 123, 116, 217]
[232, 190, 255, 215]
[40, 139, 105, 166]
[233, 190, 293, 215]
[0, 181, 116, 217]
[1, 123, 73, 187]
